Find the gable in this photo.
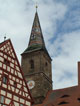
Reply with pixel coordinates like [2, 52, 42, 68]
[0, 39, 33, 105]
[0, 40, 15, 58]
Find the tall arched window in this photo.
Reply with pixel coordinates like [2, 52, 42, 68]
[30, 60, 34, 69]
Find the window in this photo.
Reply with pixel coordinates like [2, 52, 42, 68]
[0, 96, 4, 104]
[30, 60, 34, 69]
[20, 104, 23, 106]
[31, 34, 35, 40]
[3, 75, 8, 84]
[77, 98, 80, 102]
[61, 95, 70, 98]
[35, 28, 40, 32]
[45, 62, 48, 66]
[4, 58, 10, 66]
[14, 82, 17, 87]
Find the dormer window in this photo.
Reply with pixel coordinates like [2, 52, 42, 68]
[61, 95, 70, 98]
[77, 98, 80, 102]
[58, 101, 69, 105]
[35, 28, 40, 32]
[31, 34, 35, 40]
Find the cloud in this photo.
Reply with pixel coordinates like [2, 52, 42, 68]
[52, 31, 80, 89]
[0, 0, 67, 61]
[0, 0, 80, 90]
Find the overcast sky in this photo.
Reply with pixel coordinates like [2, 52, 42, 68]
[0, 0, 80, 89]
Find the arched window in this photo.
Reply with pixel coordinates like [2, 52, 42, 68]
[30, 60, 34, 69]
[45, 62, 48, 66]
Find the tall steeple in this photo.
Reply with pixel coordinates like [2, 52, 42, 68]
[21, 9, 52, 104]
[22, 10, 47, 54]
[28, 10, 45, 47]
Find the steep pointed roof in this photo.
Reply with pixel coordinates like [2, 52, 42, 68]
[22, 12, 46, 54]
[22, 11, 51, 60]
[28, 11, 45, 47]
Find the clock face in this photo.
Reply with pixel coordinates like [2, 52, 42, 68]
[27, 80, 35, 89]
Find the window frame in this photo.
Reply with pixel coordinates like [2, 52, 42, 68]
[2, 74, 8, 84]
[20, 104, 23, 106]
[0, 95, 5, 104]
[14, 81, 17, 88]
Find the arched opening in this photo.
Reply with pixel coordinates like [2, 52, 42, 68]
[45, 62, 48, 66]
[30, 60, 34, 69]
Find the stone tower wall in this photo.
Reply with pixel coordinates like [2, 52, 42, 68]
[21, 50, 52, 104]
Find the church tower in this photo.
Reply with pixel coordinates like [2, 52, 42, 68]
[21, 10, 52, 104]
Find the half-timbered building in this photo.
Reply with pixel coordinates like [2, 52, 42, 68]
[0, 39, 33, 106]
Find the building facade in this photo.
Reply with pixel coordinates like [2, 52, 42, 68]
[0, 39, 33, 106]
[21, 11, 53, 104]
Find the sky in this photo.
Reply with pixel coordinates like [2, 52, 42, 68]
[0, 0, 80, 89]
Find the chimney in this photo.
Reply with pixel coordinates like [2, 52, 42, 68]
[78, 62, 80, 86]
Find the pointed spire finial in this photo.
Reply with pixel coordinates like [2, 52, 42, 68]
[4, 33, 6, 41]
[35, 2, 38, 12]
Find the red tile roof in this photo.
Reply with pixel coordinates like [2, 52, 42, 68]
[35, 85, 80, 106]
